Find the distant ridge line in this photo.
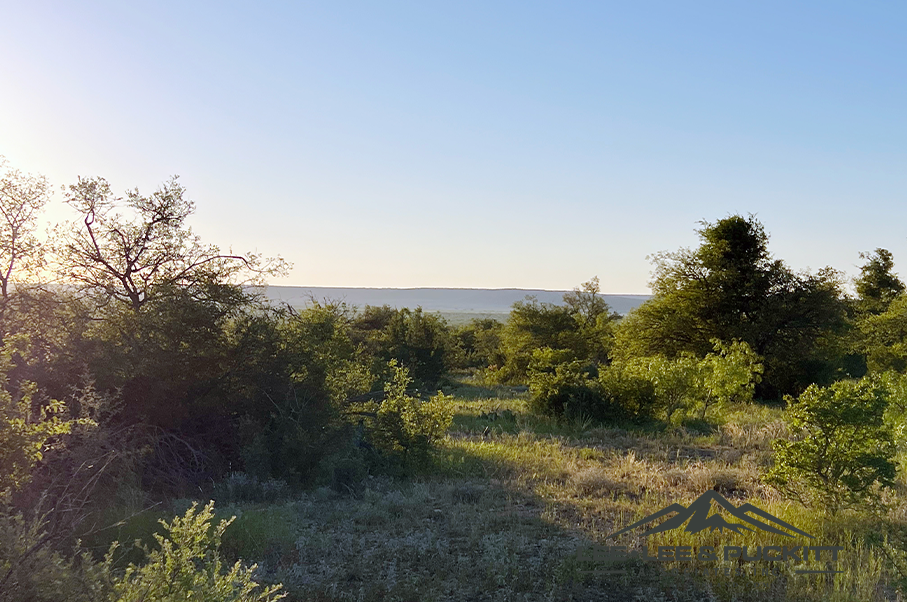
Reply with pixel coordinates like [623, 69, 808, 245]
[272, 285, 648, 294]
[260, 286, 651, 316]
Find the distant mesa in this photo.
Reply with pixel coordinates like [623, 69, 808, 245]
[607, 490, 815, 539]
[259, 286, 651, 317]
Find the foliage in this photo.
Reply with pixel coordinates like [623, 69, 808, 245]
[527, 348, 621, 421]
[0, 496, 107, 602]
[765, 376, 896, 514]
[104, 501, 285, 602]
[0, 156, 50, 301]
[696, 339, 763, 418]
[351, 305, 453, 389]
[613, 215, 849, 399]
[0, 336, 72, 492]
[495, 297, 579, 383]
[54, 176, 288, 310]
[494, 281, 617, 383]
[64, 295, 350, 490]
[879, 371, 907, 463]
[451, 318, 505, 370]
[562, 277, 619, 364]
[596, 360, 658, 420]
[278, 301, 373, 403]
[857, 294, 907, 373]
[855, 248, 904, 315]
[562, 277, 614, 327]
[358, 361, 453, 466]
[599, 340, 762, 424]
[237, 388, 338, 488]
[619, 353, 702, 424]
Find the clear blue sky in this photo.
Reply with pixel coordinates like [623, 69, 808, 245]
[2, 2, 906, 293]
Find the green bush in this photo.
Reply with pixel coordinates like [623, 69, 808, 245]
[598, 340, 762, 424]
[597, 361, 658, 420]
[527, 348, 621, 421]
[494, 298, 585, 384]
[237, 387, 338, 488]
[327, 454, 369, 494]
[0, 336, 73, 492]
[357, 361, 453, 467]
[0, 496, 106, 602]
[104, 501, 285, 602]
[764, 376, 896, 515]
[351, 306, 454, 389]
[452, 318, 505, 370]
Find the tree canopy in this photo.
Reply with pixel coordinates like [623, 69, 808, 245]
[854, 248, 905, 315]
[613, 214, 849, 399]
[0, 157, 51, 301]
[54, 176, 289, 310]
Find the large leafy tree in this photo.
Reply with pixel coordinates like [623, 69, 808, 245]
[614, 215, 848, 399]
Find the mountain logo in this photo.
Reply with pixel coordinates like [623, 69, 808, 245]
[607, 490, 815, 539]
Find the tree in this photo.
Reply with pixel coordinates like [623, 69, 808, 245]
[613, 215, 849, 399]
[527, 347, 619, 421]
[597, 340, 762, 424]
[494, 297, 581, 383]
[451, 318, 505, 370]
[563, 276, 618, 364]
[856, 295, 907, 373]
[355, 361, 453, 466]
[494, 280, 619, 383]
[55, 176, 289, 310]
[696, 339, 762, 419]
[0, 336, 72, 492]
[563, 277, 614, 327]
[765, 376, 896, 515]
[0, 157, 51, 300]
[854, 248, 904, 315]
[351, 306, 454, 388]
[624, 353, 702, 424]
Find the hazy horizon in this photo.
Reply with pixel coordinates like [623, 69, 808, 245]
[262, 285, 651, 316]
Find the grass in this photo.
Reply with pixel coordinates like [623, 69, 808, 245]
[102, 381, 907, 601]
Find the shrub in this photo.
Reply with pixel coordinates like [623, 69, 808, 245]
[764, 376, 896, 514]
[327, 454, 369, 494]
[104, 501, 285, 602]
[0, 336, 72, 492]
[597, 340, 762, 424]
[527, 348, 621, 421]
[494, 298, 583, 383]
[597, 362, 658, 420]
[237, 387, 337, 487]
[358, 361, 453, 467]
[0, 495, 106, 602]
[695, 339, 763, 418]
[452, 318, 505, 370]
[351, 306, 454, 389]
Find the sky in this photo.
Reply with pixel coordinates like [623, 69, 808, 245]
[2, 2, 906, 293]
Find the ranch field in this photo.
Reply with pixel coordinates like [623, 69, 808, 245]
[95, 378, 905, 602]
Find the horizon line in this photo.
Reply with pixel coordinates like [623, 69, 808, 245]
[265, 284, 652, 295]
